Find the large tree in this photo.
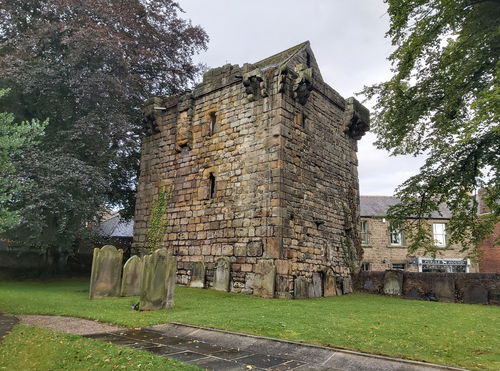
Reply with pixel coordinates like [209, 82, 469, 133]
[363, 0, 499, 255]
[0, 1, 207, 254]
[0, 90, 46, 233]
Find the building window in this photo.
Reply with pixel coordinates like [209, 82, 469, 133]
[209, 111, 217, 135]
[361, 262, 370, 271]
[389, 223, 404, 246]
[209, 172, 216, 199]
[432, 223, 447, 248]
[306, 52, 311, 68]
[360, 220, 369, 245]
[392, 263, 405, 270]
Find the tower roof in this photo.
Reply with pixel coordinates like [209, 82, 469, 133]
[253, 41, 310, 69]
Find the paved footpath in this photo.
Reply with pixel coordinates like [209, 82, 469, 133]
[85, 322, 469, 371]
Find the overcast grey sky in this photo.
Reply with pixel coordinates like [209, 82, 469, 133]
[178, 0, 425, 196]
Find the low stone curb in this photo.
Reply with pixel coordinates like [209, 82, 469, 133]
[151, 322, 469, 371]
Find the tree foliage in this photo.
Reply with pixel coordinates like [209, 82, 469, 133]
[363, 0, 499, 255]
[0, 90, 46, 233]
[0, 0, 207, 251]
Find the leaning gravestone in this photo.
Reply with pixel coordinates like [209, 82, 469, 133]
[342, 277, 353, 294]
[308, 272, 323, 298]
[432, 279, 455, 302]
[253, 260, 276, 298]
[463, 284, 488, 304]
[189, 261, 205, 288]
[121, 255, 144, 297]
[383, 271, 402, 296]
[323, 269, 337, 297]
[89, 245, 123, 299]
[140, 248, 177, 310]
[213, 257, 230, 291]
[294, 276, 308, 299]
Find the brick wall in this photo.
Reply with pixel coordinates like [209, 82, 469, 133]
[479, 222, 500, 273]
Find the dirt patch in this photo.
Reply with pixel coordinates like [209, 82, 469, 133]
[16, 315, 124, 335]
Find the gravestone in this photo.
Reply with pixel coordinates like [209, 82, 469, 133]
[294, 276, 308, 299]
[432, 279, 455, 302]
[189, 261, 205, 288]
[488, 289, 500, 305]
[405, 287, 422, 300]
[383, 271, 402, 296]
[253, 260, 276, 298]
[308, 273, 323, 298]
[213, 257, 230, 291]
[323, 269, 337, 297]
[140, 248, 177, 310]
[120, 255, 143, 297]
[342, 277, 353, 294]
[463, 284, 488, 304]
[89, 245, 123, 299]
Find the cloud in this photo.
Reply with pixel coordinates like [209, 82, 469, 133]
[178, 0, 424, 195]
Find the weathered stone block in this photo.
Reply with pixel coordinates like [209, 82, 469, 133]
[253, 260, 276, 298]
[140, 248, 177, 310]
[120, 255, 143, 297]
[89, 245, 123, 299]
[213, 257, 230, 292]
[463, 284, 488, 304]
[189, 261, 205, 288]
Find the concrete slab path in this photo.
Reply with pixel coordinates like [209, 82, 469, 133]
[0, 312, 17, 342]
[85, 322, 469, 371]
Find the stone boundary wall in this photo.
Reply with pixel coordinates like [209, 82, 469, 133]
[354, 271, 500, 305]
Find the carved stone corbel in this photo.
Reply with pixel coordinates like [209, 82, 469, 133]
[175, 92, 195, 152]
[142, 97, 164, 135]
[293, 64, 313, 105]
[277, 65, 289, 93]
[344, 97, 370, 140]
[242, 69, 268, 101]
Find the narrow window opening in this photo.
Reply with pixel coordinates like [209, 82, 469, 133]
[361, 262, 371, 271]
[306, 52, 311, 68]
[209, 172, 216, 199]
[392, 263, 406, 270]
[302, 113, 307, 128]
[209, 112, 217, 135]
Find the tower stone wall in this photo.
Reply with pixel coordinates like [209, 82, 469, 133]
[133, 42, 370, 298]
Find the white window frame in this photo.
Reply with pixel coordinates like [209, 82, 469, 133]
[389, 223, 403, 246]
[432, 223, 447, 248]
[360, 220, 369, 245]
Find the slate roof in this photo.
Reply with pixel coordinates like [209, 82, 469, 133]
[253, 41, 309, 69]
[99, 215, 134, 238]
[360, 196, 452, 219]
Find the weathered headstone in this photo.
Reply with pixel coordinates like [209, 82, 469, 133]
[383, 271, 402, 296]
[463, 284, 488, 304]
[120, 255, 143, 297]
[308, 272, 323, 298]
[213, 257, 230, 291]
[253, 260, 276, 298]
[140, 248, 177, 310]
[489, 289, 500, 305]
[323, 270, 337, 297]
[342, 277, 353, 294]
[432, 279, 455, 302]
[89, 245, 123, 299]
[294, 276, 308, 299]
[189, 261, 206, 288]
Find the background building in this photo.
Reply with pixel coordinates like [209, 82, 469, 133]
[360, 196, 478, 273]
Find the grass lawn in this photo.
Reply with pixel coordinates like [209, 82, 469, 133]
[0, 279, 499, 370]
[0, 325, 200, 370]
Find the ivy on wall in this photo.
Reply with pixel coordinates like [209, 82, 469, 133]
[146, 184, 173, 250]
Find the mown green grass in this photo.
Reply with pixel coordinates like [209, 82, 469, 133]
[0, 325, 199, 370]
[0, 279, 499, 370]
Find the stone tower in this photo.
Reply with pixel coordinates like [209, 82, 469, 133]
[133, 42, 369, 298]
